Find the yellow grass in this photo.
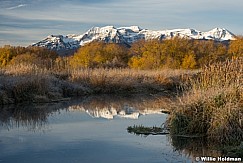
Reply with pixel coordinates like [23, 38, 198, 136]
[167, 58, 243, 145]
[0, 63, 197, 104]
[69, 68, 195, 93]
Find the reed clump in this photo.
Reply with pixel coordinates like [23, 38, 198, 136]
[167, 58, 243, 145]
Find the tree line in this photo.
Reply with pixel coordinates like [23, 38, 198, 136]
[1, 36, 243, 69]
[0, 45, 57, 68]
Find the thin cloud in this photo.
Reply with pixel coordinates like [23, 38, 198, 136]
[7, 4, 27, 10]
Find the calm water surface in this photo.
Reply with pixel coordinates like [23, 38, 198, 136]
[0, 95, 205, 163]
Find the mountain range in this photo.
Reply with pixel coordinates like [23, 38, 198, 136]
[32, 26, 236, 52]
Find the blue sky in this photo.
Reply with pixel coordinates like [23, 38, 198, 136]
[0, 0, 243, 46]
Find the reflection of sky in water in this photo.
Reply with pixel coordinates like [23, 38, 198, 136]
[0, 0, 243, 46]
[0, 107, 191, 163]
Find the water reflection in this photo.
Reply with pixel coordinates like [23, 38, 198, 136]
[127, 127, 224, 160]
[0, 95, 179, 163]
[0, 95, 224, 162]
[170, 136, 222, 160]
[0, 95, 169, 131]
[69, 94, 170, 119]
[0, 103, 65, 131]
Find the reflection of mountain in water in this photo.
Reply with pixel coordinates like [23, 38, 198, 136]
[69, 105, 163, 119]
[68, 95, 168, 119]
[0, 95, 169, 131]
[0, 95, 227, 160]
[70, 106, 139, 119]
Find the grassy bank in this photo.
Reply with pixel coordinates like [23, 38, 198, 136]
[166, 58, 243, 155]
[0, 63, 196, 105]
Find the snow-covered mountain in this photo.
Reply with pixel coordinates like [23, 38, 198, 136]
[32, 26, 236, 51]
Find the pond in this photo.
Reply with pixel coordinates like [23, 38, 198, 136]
[0, 95, 221, 163]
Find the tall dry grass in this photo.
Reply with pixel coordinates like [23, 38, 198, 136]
[3, 63, 49, 76]
[0, 62, 197, 104]
[167, 58, 243, 145]
[0, 63, 87, 104]
[0, 64, 52, 104]
[69, 68, 196, 94]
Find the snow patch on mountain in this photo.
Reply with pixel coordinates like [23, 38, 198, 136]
[203, 28, 235, 41]
[32, 26, 236, 51]
[79, 26, 124, 46]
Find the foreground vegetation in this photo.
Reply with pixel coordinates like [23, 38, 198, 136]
[167, 58, 243, 143]
[166, 57, 243, 157]
[0, 64, 193, 104]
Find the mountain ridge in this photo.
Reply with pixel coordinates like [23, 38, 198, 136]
[32, 26, 236, 52]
